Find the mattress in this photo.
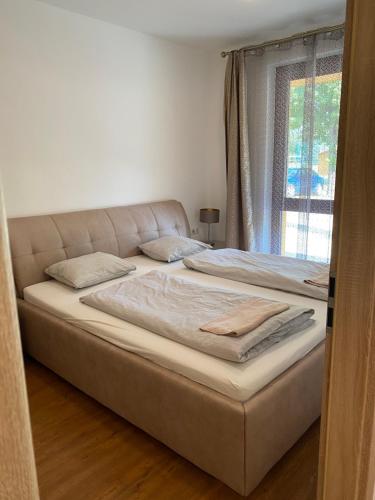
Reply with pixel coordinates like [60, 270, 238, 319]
[23, 255, 326, 402]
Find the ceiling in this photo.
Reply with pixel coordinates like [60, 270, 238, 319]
[39, 0, 346, 49]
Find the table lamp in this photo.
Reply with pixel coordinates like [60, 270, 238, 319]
[200, 208, 220, 244]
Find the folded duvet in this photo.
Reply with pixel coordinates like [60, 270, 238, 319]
[184, 249, 329, 301]
[80, 270, 314, 363]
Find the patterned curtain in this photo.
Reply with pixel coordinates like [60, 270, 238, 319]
[224, 50, 254, 251]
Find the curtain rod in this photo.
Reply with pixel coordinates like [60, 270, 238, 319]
[221, 23, 345, 58]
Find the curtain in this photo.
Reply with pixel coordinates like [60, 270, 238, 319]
[224, 50, 254, 251]
[246, 31, 344, 262]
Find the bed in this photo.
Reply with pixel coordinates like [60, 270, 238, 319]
[8, 200, 325, 496]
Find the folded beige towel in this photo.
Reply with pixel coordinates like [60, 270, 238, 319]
[304, 270, 329, 289]
[200, 298, 289, 337]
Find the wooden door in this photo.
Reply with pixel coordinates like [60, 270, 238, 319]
[0, 183, 39, 499]
[317, 0, 375, 498]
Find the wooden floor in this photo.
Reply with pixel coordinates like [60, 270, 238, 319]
[25, 358, 320, 500]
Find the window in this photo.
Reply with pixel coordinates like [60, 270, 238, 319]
[272, 55, 342, 262]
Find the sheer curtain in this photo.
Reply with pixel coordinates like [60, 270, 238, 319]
[246, 30, 344, 262]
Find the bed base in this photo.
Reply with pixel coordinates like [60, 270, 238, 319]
[18, 299, 324, 496]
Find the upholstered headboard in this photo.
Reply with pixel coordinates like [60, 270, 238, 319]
[8, 200, 190, 297]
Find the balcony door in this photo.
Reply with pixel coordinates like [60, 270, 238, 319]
[272, 54, 342, 262]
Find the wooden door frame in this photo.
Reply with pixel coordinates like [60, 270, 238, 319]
[0, 183, 39, 499]
[318, 0, 375, 498]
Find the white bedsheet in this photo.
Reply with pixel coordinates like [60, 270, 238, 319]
[23, 255, 327, 402]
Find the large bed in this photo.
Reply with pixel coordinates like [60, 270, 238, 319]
[8, 200, 325, 496]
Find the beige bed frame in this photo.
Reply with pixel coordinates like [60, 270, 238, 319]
[8, 200, 324, 496]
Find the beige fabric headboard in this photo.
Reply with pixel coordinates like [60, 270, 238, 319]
[8, 200, 190, 297]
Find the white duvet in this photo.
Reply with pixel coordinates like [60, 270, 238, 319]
[184, 249, 329, 301]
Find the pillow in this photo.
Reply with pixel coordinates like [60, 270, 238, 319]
[139, 236, 211, 262]
[45, 252, 136, 289]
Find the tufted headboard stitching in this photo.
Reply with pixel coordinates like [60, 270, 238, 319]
[8, 200, 190, 298]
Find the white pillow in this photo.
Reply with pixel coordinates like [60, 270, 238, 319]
[45, 252, 136, 289]
[139, 236, 211, 263]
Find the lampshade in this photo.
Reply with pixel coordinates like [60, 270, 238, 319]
[200, 208, 220, 224]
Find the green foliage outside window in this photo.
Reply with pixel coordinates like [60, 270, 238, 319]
[288, 76, 342, 174]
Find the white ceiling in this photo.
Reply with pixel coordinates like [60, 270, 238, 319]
[39, 0, 346, 49]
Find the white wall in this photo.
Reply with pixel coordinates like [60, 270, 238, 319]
[203, 56, 227, 241]
[0, 0, 226, 240]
